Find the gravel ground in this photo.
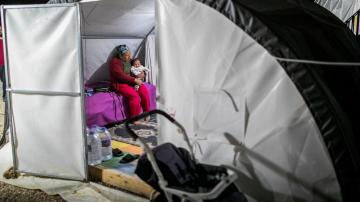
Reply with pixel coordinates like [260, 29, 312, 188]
[0, 181, 66, 202]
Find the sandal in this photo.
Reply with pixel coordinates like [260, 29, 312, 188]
[112, 148, 123, 157]
[118, 153, 140, 164]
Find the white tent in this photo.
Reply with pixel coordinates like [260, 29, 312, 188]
[157, 0, 360, 201]
[315, 0, 360, 21]
[1, 0, 155, 181]
[157, 1, 339, 201]
[2, 0, 360, 201]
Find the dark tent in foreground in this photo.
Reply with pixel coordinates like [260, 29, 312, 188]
[158, 0, 360, 201]
[237, 0, 360, 200]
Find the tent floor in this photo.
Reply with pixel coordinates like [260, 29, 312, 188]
[89, 140, 159, 200]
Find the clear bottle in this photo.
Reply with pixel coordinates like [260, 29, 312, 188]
[97, 127, 113, 161]
[87, 129, 102, 166]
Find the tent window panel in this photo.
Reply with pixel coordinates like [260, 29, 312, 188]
[5, 6, 81, 93]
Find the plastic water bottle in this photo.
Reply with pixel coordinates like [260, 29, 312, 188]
[97, 127, 113, 161]
[87, 129, 102, 165]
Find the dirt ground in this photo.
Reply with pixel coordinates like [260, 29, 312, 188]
[0, 181, 65, 202]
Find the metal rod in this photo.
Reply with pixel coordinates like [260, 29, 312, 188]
[1, 5, 18, 171]
[77, 2, 89, 181]
[4, 4, 76, 9]
[134, 26, 155, 58]
[17, 170, 85, 181]
[82, 35, 144, 40]
[9, 89, 81, 97]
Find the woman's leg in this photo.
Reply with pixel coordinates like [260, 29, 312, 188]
[115, 84, 141, 117]
[137, 84, 150, 112]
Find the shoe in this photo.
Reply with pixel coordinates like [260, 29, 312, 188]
[118, 153, 140, 164]
[112, 148, 123, 157]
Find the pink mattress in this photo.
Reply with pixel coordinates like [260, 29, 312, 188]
[85, 83, 156, 126]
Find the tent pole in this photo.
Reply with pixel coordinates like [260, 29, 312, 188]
[134, 26, 155, 58]
[18, 170, 85, 181]
[1, 5, 19, 171]
[8, 89, 80, 96]
[77, 2, 89, 181]
[4, 3, 76, 9]
[82, 35, 144, 40]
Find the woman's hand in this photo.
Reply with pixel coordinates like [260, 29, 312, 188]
[138, 72, 145, 80]
[134, 78, 143, 85]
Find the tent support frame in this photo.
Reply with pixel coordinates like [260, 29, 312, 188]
[1, 3, 88, 181]
[134, 26, 155, 58]
[1, 5, 18, 172]
[82, 35, 144, 40]
[17, 170, 85, 181]
[3, 3, 76, 9]
[77, 2, 89, 182]
[9, 89, 81, 97]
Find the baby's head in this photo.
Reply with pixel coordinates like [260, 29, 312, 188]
[131, 58, 142, 68]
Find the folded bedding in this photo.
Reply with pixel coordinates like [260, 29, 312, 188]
[85, 83, 156, 126]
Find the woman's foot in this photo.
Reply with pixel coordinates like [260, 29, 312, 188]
[144, 116, 150, 122]
[133, 121, 143, 125]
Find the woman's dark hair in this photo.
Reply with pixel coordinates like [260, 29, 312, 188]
[131, 58, 141, 66]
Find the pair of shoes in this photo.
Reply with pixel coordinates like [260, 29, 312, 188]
[118, 153, 140, 164]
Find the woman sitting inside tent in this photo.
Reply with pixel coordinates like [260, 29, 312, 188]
[109, 44, 150, 123]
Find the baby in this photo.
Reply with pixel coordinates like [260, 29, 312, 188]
[130, 58, 150, 90]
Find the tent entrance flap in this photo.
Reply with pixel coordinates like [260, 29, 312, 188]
[2, 4, 87, 180]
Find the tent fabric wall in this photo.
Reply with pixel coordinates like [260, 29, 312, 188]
[83, 38, 142, 83]
[3, 4, 86, 180]
[315, 0, 360, 21]
[80, 0, 154, 38]
[80, 0, 156, 84]
[2, 0, 156, 181]
[145, 34, 157, 85]
[157, 0, 342, 201]
[345, 11, 360, 35]
[199, 0, 360, 200]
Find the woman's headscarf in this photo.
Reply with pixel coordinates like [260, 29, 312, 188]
[116, 44, 129, 56]
[116, 44, 131, 74]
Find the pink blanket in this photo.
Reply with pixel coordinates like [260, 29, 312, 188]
[85, 83, 156, 126]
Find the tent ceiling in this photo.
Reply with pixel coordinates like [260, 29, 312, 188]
[80, 0, 154, 38]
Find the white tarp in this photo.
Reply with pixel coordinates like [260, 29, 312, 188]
[157, 0, 341, 201]
[4, 5, 86, 180]
[80, 0, 154, 38]
[80, 0, 156, 84]
[145, 34, 157, 86]
[315, 0, 360, 21]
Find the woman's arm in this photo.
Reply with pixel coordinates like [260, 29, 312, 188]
[110, 58, 136, 84]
